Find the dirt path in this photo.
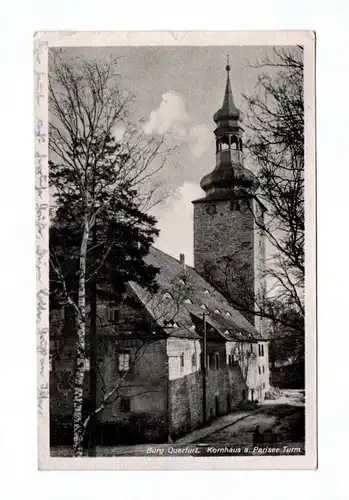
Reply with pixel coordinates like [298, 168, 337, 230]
[194, 404, 305, 455]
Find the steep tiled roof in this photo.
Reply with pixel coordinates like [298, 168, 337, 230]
[128, 247, 262, 342]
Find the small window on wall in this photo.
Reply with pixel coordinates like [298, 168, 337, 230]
[206, 354, 211, 371]
[258, 366, 261, 375]
[258, 344, 264, 357]
[214, 353, 220, 370]
[262, 382, 265, 390]
[230, 200, 241, 212]
[228, 355, 235, 368]
[107, 307, 120, 323]
[118, 353, 130, 373]
[262, 365, 265, 374]
[180, 353, 185, 371]
[191, 353, 197, 369]
[120, 398, 130, 412]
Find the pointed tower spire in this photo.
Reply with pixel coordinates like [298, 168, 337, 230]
[214, 56, 240, 123]
[197, 57, 258, 199]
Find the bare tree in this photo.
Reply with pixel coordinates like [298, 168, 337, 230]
[230, 342, 257, 386]
[204, 47, 304, 344]
[50, 267, 198, 453]
[244, 46, 304, 321]
[48, 50, 171, 456]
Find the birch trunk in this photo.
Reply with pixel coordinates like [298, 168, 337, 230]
[73, 219, 89, 457]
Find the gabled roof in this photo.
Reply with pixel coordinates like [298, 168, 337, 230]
[127, 247, 262, 342]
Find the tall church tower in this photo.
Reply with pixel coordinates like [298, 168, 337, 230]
[193, 59, 266, 331]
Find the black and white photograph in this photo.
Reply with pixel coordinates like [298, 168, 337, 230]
[35, 31, 316, 469]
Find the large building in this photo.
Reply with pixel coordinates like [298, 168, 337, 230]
[50, 62, 270, 447]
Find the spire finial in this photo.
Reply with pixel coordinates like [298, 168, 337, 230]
[226, 54, 230, 73]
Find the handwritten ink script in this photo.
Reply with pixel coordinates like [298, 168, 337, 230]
[35, 40, 49, 416]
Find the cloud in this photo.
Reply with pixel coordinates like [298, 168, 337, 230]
[152, 182, 204, 266]
[144, 91, 212, 158]
[143, 91, 189, 135]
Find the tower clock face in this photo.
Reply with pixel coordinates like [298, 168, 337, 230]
[206, 204, 216, 215]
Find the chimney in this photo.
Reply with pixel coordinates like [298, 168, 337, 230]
[179, 253, 185, 268]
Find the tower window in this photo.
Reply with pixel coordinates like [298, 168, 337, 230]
[206, 204, 216, 215]
[231, 135, 238, 149]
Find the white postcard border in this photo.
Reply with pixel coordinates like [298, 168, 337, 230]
[35, 30, 316, 470]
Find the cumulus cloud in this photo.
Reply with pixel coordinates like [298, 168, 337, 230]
[144, 91, 212, 158]
[143, 91, 189, 136]
[152, 182, 204, 266]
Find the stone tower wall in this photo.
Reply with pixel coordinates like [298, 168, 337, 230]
[193, 197, 256, 325]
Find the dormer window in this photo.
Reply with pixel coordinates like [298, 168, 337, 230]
[178, 278, 185, 285]
[184, 298, 192, 304]
[200, 304, 207, 311]
[189, 324, 196, 331]
[163, 292, 172, 300]
[225, 311, 231, 316]
[204, 290, 210, 295]
[164, 319, 178, 328]
[214, 309, 221, 314]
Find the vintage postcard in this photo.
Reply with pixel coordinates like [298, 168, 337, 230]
[35, 31, 316, 470]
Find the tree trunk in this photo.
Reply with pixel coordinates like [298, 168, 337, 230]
[73, 220, 89, 457]
[88, 223, 97, 457]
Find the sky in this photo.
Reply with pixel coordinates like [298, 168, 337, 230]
[56, 46, 295, 266]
